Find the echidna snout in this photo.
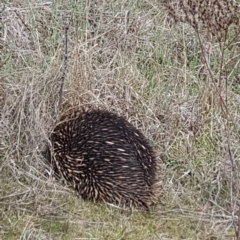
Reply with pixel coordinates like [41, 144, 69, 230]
[50, 110, 159, 209]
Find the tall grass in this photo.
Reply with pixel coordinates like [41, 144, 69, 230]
[1, 0, 240, 239]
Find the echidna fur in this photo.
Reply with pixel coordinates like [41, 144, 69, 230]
[49, 109, 159, 209]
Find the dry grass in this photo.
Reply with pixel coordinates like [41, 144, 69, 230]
[1, 0, 240, 239]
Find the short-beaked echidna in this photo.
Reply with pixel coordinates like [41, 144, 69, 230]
[50, 109, 159, 209]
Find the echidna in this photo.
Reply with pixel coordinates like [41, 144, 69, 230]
[49, 109, 159, 209]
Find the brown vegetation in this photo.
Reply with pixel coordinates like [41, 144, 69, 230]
[1, 0, 240, 239]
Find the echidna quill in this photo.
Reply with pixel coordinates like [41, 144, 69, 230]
[49, 109, 159, 209]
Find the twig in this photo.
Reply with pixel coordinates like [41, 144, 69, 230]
[56, 7, 70, 119]
[58, 25, 69, 114]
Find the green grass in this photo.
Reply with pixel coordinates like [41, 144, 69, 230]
[1, 0, 240, 239]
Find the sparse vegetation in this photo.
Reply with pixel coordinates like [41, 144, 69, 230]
[1, 0, 240, 239]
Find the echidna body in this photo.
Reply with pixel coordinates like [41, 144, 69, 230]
[50, 110, 158, 209]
